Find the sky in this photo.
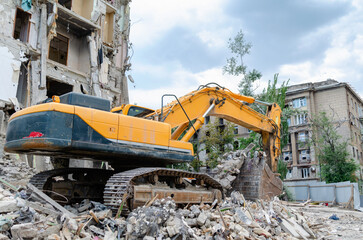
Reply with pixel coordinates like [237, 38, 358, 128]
[127, 0, 363, 109]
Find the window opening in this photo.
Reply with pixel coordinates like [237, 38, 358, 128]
[292, 97, 307, 108]
[205, 116, 210, 124]
[301, 168, 310, 178]
[13, 8, 31, 43]
[46, 78, 73, 98]
[234, 126, 238, 134]
[294, 114, 308, 125]
[103, 6, 115, 44]
[49, 34, 69, 65]
[219, 118, 224, 125]
[58, 0, 72, 9]
[233, 141, 239, 150]
[16, 62, 29, 107]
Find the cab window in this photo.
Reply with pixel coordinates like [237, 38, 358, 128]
[127, 106, 154, 118]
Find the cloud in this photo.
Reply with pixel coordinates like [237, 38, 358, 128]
[128, 0, 363, 107]
[276, 1, 363, 97]
[129, 67, 241, 109]
[130, 0, 228, 48]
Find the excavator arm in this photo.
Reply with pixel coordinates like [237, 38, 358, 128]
[151, 85, 281, 172]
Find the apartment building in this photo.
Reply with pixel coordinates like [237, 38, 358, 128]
[0, 0, 131, 169]
[283, 79, 363, 181]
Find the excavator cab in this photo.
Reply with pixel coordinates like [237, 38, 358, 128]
[111, 105, 155, 118]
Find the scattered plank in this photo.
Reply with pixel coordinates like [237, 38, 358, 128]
[27, 183, 76, 217]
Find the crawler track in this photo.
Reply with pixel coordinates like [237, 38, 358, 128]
[29, 168, 113, 204]
[29, 167, 223, 214]
[104, 168, 223, 213]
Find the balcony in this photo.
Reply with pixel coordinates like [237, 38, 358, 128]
[52, 2, 100, 36]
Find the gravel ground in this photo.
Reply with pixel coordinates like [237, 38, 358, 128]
[290, 205, 363, 239]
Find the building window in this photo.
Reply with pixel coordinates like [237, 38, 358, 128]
[49, 34, 69, 65]
[299, 150, 310, 162]
[353, 147, 356, 158]
[13, 8, 31, 43]
[59, 0, 72, 9]
[46, 78, 73, 98]
[234, 126, 238, 134]
[286, 168, 292, 179]
[301, 168, 310, 178]
[292, 97, 307, 108]
[356, 132, 358, 143]
[219, 118, 224, 125]
[293, 114, 308, 125]
[233, 141, 239, 150]
[16, 62, 29, 107]
[103, 6, 115, 44]
[355, 102, 358, 113]
[298, 132, 308, 142]
[283, 152, 292, 161]
[287, 118, 291, 127]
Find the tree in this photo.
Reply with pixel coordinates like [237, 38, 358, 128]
[223, 30, 262, 96]
[310, 112, 358, 183]
[277, 159, 288, 180]
[201, 119, 235, 168]
[224, 30, 291, 179]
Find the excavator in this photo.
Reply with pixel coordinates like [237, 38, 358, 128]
[4, 83, 282, 213]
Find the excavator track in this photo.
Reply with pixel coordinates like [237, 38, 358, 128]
[29, 167, 224, 215]
[29, 168, 114, 204]
[104, 167, 223, 213]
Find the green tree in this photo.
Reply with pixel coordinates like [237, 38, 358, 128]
[223, 30, 262, 96]
[277, 159, 288, 180]
[311, 112, 358, 183]
[224, 30, 291, 179]
[201, 119, 235, 168]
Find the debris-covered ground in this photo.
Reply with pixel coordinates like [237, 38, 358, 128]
[289, 205, 363, 239]
[1, 152, 363, 239]
[0, 181, 319, 240]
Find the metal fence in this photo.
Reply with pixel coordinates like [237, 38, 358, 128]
[284, 180, 360, 209]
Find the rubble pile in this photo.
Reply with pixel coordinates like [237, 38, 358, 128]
[0, 156, 36, 186]
[125, 192, 317, 239]
[0, 179, 319, 240]
[213, 143, 256, 191]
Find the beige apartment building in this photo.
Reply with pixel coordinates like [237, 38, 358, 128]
[0, 0, 131, 170]
[283, 79, 363, 181]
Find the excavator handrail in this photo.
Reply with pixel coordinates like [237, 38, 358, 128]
[160, 94, 197, 134]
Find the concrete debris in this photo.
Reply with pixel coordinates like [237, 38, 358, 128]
[1, 177, 363, 239]
[213, 143, 255, 192]
[0, 155, 36, 186]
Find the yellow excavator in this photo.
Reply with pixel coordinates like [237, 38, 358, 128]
[5, 83, 282, 212]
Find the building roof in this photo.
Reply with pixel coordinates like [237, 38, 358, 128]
[286, 79, 363, 104]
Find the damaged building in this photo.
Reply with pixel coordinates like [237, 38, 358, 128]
[0, 0, 131, 170]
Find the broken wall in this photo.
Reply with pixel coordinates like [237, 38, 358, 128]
[0, 0, 132, 172]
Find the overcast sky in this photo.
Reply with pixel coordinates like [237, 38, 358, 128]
[128, 0, 363, 109]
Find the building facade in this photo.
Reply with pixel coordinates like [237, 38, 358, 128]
[0, 0, 131, 169]
[283, 79, 363, 181]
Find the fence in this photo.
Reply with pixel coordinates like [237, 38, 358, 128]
[284, 180, 360, 210]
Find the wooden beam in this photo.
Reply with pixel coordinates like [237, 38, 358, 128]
[27, 183, 76, 217]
